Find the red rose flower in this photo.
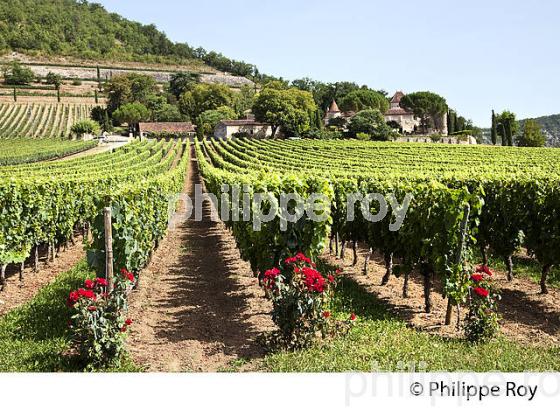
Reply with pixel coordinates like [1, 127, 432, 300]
[126, 272, 135, 282]
[350, 313, 357, 321]
[84, 279, 95, 289]
[95, 277, 108, 287]
[473, 287, 489, 298]
[263, 267, 280, 289]
[328, 275, 335, 283]
[322, 311, 331, 318]
[301, 267, 326, 292]
[284, 256, 297, 264]
[476, 265, 493, 276]
[295, 252, 311, 264]
[120, 326, 127, 333]
[77, 288, 96, 300]
[87, 306, 97, 312]
[471, 274, 484, 283]
[335, 269, 342, 275]
[67, 290, 80, 307]
[125, 318, 133, 326]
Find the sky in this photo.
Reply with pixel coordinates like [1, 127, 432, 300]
[95, 0, 560, 127]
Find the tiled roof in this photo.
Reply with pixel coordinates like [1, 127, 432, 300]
[385, 107, 413, 115]
[139, 122, 196, 133]
[390, 91, 405, 104]
[328, 99, 341, 112]
[219, 120, 268, 126]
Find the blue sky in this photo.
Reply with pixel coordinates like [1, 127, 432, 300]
[96, 0, 560, 126]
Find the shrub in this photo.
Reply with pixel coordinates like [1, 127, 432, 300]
[71, 119, 100, 138]
[464, 265, 500, 343]
[355, 132, 370, 141]
[67, 268, 135, 368]
[2, 61, 35, 85]
[260, 253, 352, 348]
[72, 79, 83, 86]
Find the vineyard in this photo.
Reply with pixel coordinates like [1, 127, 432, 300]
[0, 139, 97, 165]
[0, 137, 559, 373]
[0, 103, 97, 139]
[197, 138, 560, 320]
[0, 138, 188, 287]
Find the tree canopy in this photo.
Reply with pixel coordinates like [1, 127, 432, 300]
[105, 73, 158, 114]
[179, 83, 235, 120]
[2, 61, 34, 85]
[196, 106, 237, 138]
[113, 102, 150, 133]
[399, 91, 448, 133]
[339, 89, 389, 113]
[252, 87, 317, 137]
[496, 111, 518, 146]
[517, 119, 545, 147]
[347, 109, 391, 140]
[0, 0, 257, 77]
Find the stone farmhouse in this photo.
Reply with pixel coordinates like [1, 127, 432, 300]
[214, 119, 273, 139]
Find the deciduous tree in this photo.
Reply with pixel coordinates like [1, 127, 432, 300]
[252, 87, 317, 137]
[517, 119, 545, 147]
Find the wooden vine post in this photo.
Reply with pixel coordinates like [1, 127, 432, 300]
[104, 207, 114, 293]
[445, 203, 471, 326]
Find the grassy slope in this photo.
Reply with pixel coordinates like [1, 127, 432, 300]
[0, 261, 137, 372]
[260, 276, 560, 372]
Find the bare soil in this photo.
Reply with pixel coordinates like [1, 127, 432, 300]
[0, 237, 85, 316]
[126, 145, 274, 372]
[324, 244, 560, 346]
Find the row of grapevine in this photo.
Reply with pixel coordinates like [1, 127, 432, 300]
[196, 138, 560, 319]
[0, 138, 189, 287]
[0, 103, 98, 139]
[0, 139, 98, 166]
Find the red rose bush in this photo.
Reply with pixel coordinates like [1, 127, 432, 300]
[67, 268, 135, 368]
[260, 252, 346, 348]
[464, 265, 500, 343]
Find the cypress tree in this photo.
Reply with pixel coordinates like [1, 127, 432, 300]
[491, 110, 497, 145]
[13, 87, 16, 102]
[314, 109, 323, 129]
[447, 110, 454, 134]
[94, 89, 98, 104]
[103, 110, 113, 132]
[57, 88, 61, 103]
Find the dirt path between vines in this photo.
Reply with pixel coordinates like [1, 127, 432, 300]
[127, 145, 274, 372]
[0, 237, 85, 316]
[325, 245, 560, 346]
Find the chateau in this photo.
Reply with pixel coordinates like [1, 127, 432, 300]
[324, 91, 448, 135]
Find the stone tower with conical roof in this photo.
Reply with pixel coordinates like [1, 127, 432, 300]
[323, 99, 342, 125]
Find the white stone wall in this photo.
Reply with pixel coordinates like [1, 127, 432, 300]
[214, 124, 273, 139]
[394, 135, 477, 145]
[384, 113, 419, 133]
